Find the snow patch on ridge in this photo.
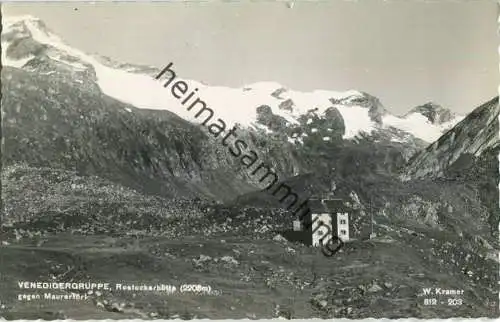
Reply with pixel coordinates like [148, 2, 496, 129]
[335, 105, 375, 139]
[383, 113, 464, 143]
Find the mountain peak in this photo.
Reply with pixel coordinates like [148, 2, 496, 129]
[405, 102, 455, 124]
[404, 96, 499, 180]
[329, 91, 388, 124]
[2, 15, 64, 65]
[3, 15, 54, 40]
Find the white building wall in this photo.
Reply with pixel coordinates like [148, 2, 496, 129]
[311, 213, 332, 247]
[336, 212, 349, 241]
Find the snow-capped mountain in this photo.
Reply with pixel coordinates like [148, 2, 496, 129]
[382, 102, 463, 144]
[404, 97, 499, 180]
[405, 102, 457, 125]
[2, 15, 463, 144]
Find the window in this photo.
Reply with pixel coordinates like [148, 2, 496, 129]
[340, 219, 346, 225]
[340, 229, 347, 235]
[293, 220, 302, 231]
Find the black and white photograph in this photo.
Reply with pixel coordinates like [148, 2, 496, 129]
[0, 0, 499, 319]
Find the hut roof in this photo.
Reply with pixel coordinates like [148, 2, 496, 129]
[308, 198, 350, 213]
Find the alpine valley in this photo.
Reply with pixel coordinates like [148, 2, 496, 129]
[1, 16, 498, 319]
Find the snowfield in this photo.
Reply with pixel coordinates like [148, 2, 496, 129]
[383, 113, 464, 143]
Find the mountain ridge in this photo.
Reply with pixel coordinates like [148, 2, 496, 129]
[2, 15, 463, 144]
[404, 96, 499, 180]
[404, 102, 456, 125]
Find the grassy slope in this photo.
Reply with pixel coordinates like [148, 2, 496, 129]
[1, 165, 498, 319]
[1, 232, 498, 319]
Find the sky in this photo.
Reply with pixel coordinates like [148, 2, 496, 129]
[3, 1, 498, 115]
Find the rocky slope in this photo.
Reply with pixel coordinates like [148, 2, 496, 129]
[1, 66, 246, 201]
[404, 97, 499, 180]
[403, 96, 500, 237]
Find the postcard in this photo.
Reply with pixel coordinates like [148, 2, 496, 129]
[1, 0, 498, 319]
